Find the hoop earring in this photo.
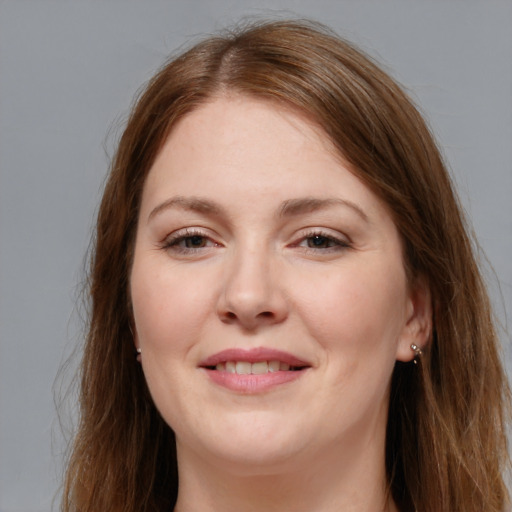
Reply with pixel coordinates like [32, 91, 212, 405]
[410, 343, 423, 365]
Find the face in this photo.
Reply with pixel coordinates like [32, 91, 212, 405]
[130, 96, 428, 474]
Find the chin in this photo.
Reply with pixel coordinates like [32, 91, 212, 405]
[195, 443, 305, 477]
[175, 412, 311, 472]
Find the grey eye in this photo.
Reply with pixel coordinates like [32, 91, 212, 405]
[184, 236, 208, 248]
[306, 235, 335, 248]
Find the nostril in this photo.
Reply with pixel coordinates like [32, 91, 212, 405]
[219, 310, 238, 324]
[258, 311, 274, 319]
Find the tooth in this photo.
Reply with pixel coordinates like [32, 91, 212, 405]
[236, 361, 251, 375]
[225, 361, 236, 373]
[251, 361, 268, 374]
[216, 362, 225, 371]
[280, 362, 290, 371]
[269, 360, 280, 372]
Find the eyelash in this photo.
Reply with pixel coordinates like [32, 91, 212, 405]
[293, 230, 351, 254]
[161, 228, 220, 254]
[160, 229, 351, 255]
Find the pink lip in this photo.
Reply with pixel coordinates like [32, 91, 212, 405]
[199, 347, 309, 367]
[199, 347, 311, 394]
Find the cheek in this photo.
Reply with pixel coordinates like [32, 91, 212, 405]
[130, 261, 216, 426]
[296, 265, 407, 425]
[130, 261, 213, 355]
[295, 262, 408, 357]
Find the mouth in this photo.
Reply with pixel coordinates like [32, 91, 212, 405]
[205, 360, 306, 374]
[199, 348, 311, 392]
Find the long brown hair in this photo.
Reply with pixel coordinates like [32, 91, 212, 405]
[62, 20, 510, 511]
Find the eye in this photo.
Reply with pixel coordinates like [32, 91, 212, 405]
[179, 235, 208, 249]
[304, 235, 340, 249]
[293, 230, 351, 254]
[161, 229, 221, 254]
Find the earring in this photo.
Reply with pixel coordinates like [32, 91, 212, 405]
[410, 343, 422, 365]
[136, 347, 142, 363]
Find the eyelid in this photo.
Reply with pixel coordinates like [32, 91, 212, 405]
[160, 227, 222, 253]
[289, 228, 352, 252]
[159, 226, 350, 255]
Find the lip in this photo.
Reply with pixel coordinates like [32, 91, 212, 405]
[199, 347, 311, 394]
[199, 347, 310, 367]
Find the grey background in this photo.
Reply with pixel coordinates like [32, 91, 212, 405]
[1, 1, 511, 510]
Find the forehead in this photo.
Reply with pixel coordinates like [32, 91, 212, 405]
[165, 94, 339, 168]
[139, 95, 388, 223]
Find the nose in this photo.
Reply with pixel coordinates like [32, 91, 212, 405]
[216, 246, 289, 330]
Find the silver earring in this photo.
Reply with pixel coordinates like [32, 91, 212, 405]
[410, 343, 422, 365]
[136, 347, 142, 362]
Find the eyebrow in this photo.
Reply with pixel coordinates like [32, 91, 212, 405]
[278, 197, 369, 223]
[148, 196, 226, 222]
[148, 195, 369, 223]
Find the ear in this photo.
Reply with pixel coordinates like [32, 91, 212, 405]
[395, 276, 432, 362]
[129, 319, 140, 347]
[129, 322, 142, 362]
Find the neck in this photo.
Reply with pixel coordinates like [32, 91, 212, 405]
[173, 432, 397, 512]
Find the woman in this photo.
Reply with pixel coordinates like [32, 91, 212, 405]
[62, 20, 510, 511]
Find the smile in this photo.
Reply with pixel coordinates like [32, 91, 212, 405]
[212, 361, 303, 374]
[199, 348, 311, 393]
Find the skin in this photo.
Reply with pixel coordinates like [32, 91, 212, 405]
[130, 95, 431, 512]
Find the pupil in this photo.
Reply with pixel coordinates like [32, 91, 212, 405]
[186, 236, 205, 248]
[309, 235, 328, 248]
